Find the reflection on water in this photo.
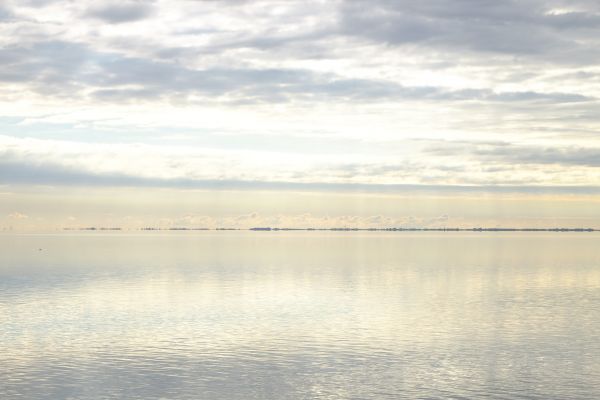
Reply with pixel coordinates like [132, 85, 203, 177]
[1, 232, 600, 399]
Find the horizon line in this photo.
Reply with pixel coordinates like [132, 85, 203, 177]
[51, 227, 600, 232]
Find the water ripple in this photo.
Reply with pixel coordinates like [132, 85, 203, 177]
[1, 232, 600, 399]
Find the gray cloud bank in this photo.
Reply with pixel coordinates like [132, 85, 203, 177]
[426, 141, 600, 167]
[2, 157, 599, 194]
[1, 1, 599, 105]
[340, 0, 600, 63]
[84, 2, 155, 24]
[0, 40, 591, 105]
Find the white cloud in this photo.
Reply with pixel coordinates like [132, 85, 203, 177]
[7, 212, 28, 219]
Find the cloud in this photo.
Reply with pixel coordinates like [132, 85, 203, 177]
[1, 135, 600, 192]
[7, 212, 28, 219]
[1, 0, 600, 193]
[546, 11, 600, 29]
[0, 39, 592, 105]
[0, 4, 13, 20]
[84, 2, 154, 24]
[475, 146, 600, 167]
[339, 0, 600, 63]
[426, 140, 600, 167]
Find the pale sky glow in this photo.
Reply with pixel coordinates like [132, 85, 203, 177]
[1, 0, 600, 229]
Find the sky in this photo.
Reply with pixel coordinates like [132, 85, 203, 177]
[1, 0, 600, 230]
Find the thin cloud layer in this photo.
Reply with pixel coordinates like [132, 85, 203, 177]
[2, 136, 599, 188]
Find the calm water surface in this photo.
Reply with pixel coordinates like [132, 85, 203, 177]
[1, 232, 600, 399]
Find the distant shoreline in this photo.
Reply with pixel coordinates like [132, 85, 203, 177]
[57, 227, 599, 232]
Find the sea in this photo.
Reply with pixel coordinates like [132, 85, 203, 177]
[1, 232, 599, 399]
